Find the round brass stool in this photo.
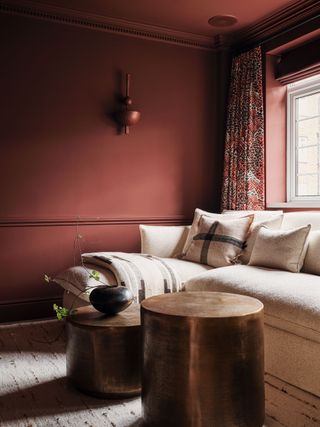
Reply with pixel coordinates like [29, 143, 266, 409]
[141, 292, 264, 427]
[66, 304, 141, 398]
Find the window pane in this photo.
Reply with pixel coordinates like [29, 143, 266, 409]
[297, 146, 318, 174]
[297, 92, 320, 119]
[297, 174, 318, 196]
[296, 116, 320, 147]
[294, 89, 320, 197]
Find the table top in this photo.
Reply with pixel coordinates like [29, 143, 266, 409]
[141, 292, 263, 319]
[67, 303, 141, 328]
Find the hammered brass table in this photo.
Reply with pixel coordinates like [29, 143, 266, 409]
[66, 303, 141, 398]
[141, 292, 265, 427]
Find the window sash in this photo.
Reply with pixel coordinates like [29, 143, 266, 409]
[287, 78, 320, 202]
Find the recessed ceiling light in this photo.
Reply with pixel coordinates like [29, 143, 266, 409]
[208, 15, 238, 27]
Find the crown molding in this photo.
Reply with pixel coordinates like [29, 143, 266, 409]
[234, 0, 320, 48]
[0, 0, 218, 51]
[0, 0, 318, 53]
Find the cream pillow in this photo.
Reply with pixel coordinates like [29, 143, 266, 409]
[241, 215, 283, 264]
[139, 225, 190, 258]
[182, 208, 283, 256]
[183, 215, 254, 267]
[249, 225, 311, 273]
[302, 231, 320, 275]
[182, 209, 221, 255]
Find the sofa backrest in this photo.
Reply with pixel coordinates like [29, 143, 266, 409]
[139, 225, 191, 257]
[282, 212, 320, 231]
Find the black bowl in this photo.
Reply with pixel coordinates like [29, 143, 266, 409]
[89, 286, 134, 315]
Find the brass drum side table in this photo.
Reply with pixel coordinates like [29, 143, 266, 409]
[66, 304, 141, 398]
[141, 292, 264, 427]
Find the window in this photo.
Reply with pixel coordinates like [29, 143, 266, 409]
[287, 75, 320, 204]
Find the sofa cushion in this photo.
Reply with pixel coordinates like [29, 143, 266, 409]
[139, 225, 190, 258]
[302, 230, 320, 276]
[183, 208, 283, 257]
[282, 211, 320, 231]
[184, 265, 320, 342]
[241, 215, 283, 264]
[223, 209, 283, 219]
[182, 209, 225, 254]
[183, 215, 253, 267]
[249, 225, 311, 273]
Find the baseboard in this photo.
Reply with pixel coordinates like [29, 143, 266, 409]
[0, 296, 63, 323]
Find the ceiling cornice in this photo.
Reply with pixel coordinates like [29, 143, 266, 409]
[0, 0, 319, 53]
[234, 0, 320, 48]
[0, 0, 218, 51]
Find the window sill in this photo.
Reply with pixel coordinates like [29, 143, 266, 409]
[267, 202, 320, 209]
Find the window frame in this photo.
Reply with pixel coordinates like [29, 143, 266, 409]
[287, 76, 320, 205]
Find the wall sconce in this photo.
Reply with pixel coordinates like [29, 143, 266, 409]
[117, 73, 141, 134]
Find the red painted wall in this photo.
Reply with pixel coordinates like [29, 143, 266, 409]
[0, 14, 221, 320]
[265, 54, 287, 205]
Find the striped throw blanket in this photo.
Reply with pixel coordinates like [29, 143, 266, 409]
[81, 252, 182, 303]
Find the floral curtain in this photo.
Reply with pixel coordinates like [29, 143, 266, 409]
[221, 46, 265, 211]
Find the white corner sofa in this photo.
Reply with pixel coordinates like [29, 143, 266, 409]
[58, 211, 320, 426]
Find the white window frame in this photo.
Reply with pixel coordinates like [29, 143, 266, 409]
[286, 76, 320, 207]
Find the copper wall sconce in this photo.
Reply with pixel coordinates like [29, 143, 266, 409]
[117, 73, 141, 134]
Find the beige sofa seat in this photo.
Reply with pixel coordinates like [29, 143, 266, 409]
[184, 265, 320, 339]
[184, 264, 320, 397]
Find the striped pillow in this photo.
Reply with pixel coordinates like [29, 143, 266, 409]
[183, 215, 254, 267]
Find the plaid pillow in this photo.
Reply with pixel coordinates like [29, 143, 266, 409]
[183, 215, 254, 267]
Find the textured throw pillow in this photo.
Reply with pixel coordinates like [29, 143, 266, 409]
[182, 209, 222, 255]
[240, 215, 283, 264]
[183, 215, 254, 267]
[249, 225, 311, 273]
[182, 208, 283, 257]
[302, 231, 320, 275]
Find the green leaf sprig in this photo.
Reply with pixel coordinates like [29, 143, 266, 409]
[89, 270, 100, 281]
[53, 304, 69, 320]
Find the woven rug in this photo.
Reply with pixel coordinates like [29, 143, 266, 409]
[0, 320, 141, 427]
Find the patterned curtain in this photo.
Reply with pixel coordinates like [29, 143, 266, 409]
[221, 46, 265, 211]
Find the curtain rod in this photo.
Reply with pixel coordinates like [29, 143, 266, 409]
[261, 14, 320, 46]
[235, 13, 320, 55]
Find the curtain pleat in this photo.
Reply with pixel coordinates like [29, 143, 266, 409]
[221, 46, 265, 211]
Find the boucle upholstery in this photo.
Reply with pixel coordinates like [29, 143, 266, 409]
[184, 264, 320, 341]
[184, 264, 320, 397]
